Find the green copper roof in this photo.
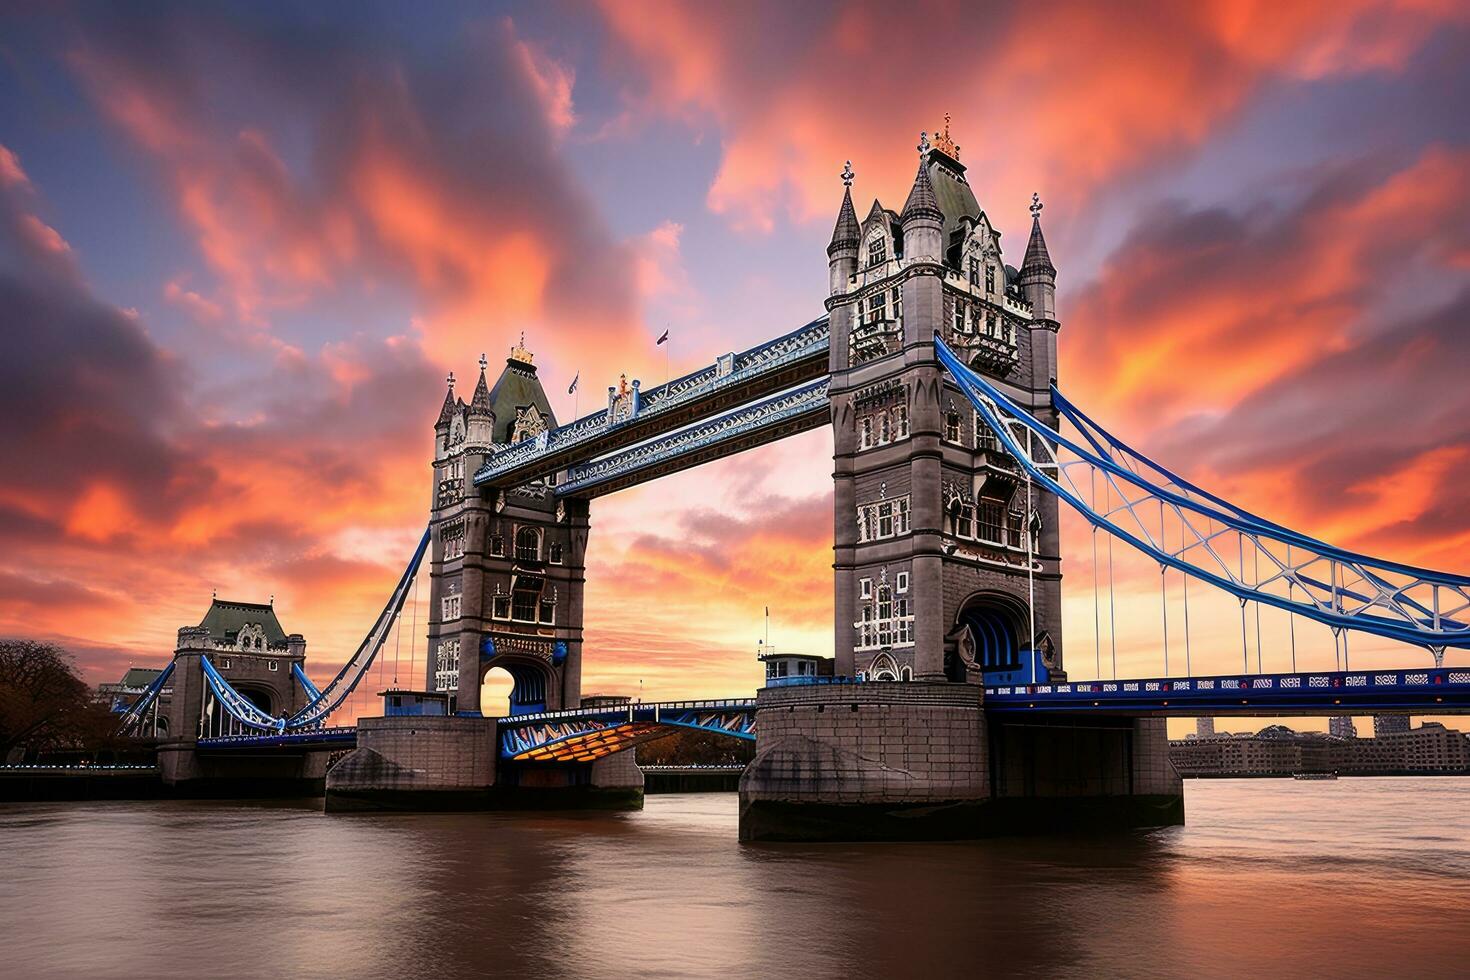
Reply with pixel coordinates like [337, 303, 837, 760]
[489, 358, 558, 444]
[198, 599, 289, 648]
[118, 667, 163, 687]
[927, 152, 984, 249]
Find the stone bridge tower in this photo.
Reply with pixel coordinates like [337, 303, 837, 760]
[426, 340, 588, 717]
[826, 122, 1063, 686]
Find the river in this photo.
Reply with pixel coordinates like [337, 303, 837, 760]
[3, 778, 1468, 978]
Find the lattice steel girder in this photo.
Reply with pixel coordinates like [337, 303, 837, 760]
[475, 317, 831, 490]
[984, 666, 1470, 715]
[934, 335, 1470, 652]
[556, 379, 830, 497]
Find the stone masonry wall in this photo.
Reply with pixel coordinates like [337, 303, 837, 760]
[741, 682, 987, 805]
[327, 715, 496, 794]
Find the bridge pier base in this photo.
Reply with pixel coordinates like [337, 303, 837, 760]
[324, 715, 644, 812]
[156, 740, 330, 798]
[738, 683, 1182, 842]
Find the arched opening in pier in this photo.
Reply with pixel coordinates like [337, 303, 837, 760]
[478, 657, 554, 717]
[955, 592, 1027, 673]
[481, 666, 515, 718]
[235, 685, 275, 717]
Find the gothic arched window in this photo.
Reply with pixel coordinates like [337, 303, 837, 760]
[515, 526, 540, 562]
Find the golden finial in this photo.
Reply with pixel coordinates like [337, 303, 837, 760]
[509, 333, 534, 365]
[933, 113, 960, 160]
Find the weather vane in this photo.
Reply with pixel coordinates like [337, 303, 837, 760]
[446, 370, 455, 391]
[917, 131, 930, 155]
[1030, 192, 1044, 219]
[841, 160, 854, 187]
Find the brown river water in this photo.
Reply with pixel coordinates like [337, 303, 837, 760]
[3, 778, 1469, 979]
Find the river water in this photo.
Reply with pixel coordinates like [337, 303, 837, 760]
[3, 778, 1468, 979]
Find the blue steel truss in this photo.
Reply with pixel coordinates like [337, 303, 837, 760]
[498, 699, 756, 761]
[984, 666, 1470, 715]
[115, 661, 174, 735]
[557, 379, 830, 495]
[935, 336, 1470, 660]
[475, 317, 830, 487]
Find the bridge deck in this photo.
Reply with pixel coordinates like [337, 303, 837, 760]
[984, 666, 1470, 716]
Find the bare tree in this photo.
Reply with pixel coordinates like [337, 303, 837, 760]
[0, 640, 96, 761]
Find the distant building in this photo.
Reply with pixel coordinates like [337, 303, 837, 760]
[1328, 716, 1357, 739]
[97, 667, 172, 735]
[96, 667, 166, 707]
[1170, 720, 1470, 777]
[1374, 714, 1411, 737]
[1196, 717, 1216, 738]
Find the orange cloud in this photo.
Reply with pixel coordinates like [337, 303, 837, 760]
[596, 0, 1466, 234]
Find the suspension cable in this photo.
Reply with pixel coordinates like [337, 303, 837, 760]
[392, 581, 403, 686]
[1026, 427, 1037, 684]
[1092, 469, 1102, 679]
[1238, 536, 1250, 673]
[1253, 545, 1263, 673]
[1182, 549, 1192, 676]
[1107, 489, 1118, 680]
[1287, 544, 1297, 672]
[1160, 499, 1169, 676]
[411, 563, 420, 689]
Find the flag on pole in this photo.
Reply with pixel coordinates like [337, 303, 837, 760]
[567, 371, 579, 395]
[656, 329, 669, 345]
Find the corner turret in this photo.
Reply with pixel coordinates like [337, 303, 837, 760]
[900, 134, 944, 260]
[1018, 193, 1057, 323]
[466, 354, 495, 447]
[827, 161, 860, 295]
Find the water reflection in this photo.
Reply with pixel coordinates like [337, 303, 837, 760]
[3, 780, 1470, 979]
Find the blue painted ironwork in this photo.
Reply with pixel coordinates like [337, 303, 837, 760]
[115, 661, 175, 735]
[200, 654, 286, 731]
[935, 335, 1470, 657]
[474, 316, 830, 486]
[291, 662, 322, 701]
[196, 727, 358, 749]
[557, 378, 830, 495]
[497, 699, 756, 760]
[984, 666, 1470, 715]
[193, 527, 431, 732]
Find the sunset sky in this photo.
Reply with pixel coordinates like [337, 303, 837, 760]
[2, 1, 1469, 727]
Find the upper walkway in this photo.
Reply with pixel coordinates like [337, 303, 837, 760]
[473, 317, 829, 491]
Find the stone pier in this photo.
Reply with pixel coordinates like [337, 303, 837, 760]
[739, 682, 1182, 841]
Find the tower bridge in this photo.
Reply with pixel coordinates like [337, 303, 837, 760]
[121, 124, 1470, 839]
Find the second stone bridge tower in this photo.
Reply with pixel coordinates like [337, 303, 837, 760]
[739, 126, 1182, 841]
[826, 125, 1063, 687]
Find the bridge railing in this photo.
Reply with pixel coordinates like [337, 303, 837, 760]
[985, 667, 1470, 702]
[498, 698, 757, 725]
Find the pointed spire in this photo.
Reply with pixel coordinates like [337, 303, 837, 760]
[828, 161, 860, 256]
[900, 138, 943, 225]
[436, 370, 458, 426]
[469, 353, 493, 417]
[1021, 192, 1055, 276]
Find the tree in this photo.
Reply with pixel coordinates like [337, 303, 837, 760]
[0, 639, 102, 762]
